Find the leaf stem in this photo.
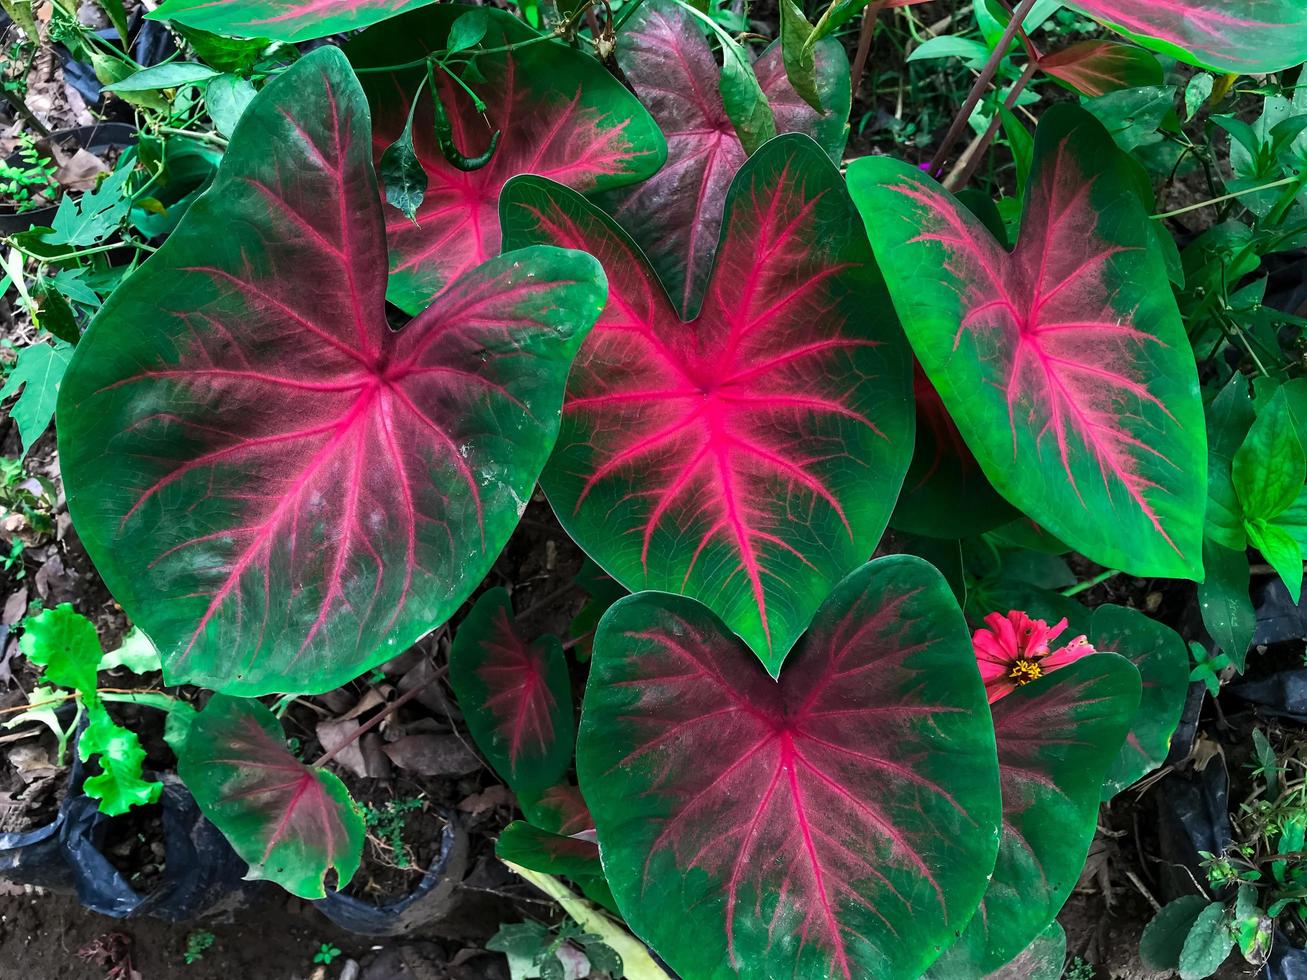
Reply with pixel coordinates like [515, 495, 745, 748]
[1153, 175, 1300, 220]
[1059, 569, 1121, 597]
[944, 56, 1038, 190]
[926, 0, 1039, 179]
[156, 125, 228, 148]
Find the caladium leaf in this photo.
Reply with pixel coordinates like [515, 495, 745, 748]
[147, 0, 438, 42]
[577, 556, 1002, 980]
[57, 48, 605, 696]
[891, 363, 1016, 539]
[938, 655, 1139, 974]
[1064, 0, 1307, 75]
[1091, 604, 1188, 799]
[496, 820, 601, 881]
[172, 694, 364, 900]
[602, 0, 850, 317]
[502, 136, 914, 674]
[849, 105, 1206, 580]
[346, 6, 664, 315]
[449, 588, 574, 796]
[521, 783, 593, 836]
[1038, 40, 1163, 98]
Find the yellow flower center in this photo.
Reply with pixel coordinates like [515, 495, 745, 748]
[1008, 659, 1043, 685]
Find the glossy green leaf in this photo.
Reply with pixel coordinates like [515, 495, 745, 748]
[778, 0, 821, 111]
[578, 557, 1001, 980]
[45, 165, 134, 247]
[1234, 387, 1305, 522]
[103, 61, 221, 92]
[939, 655, 1139, 974]
[57, 49, 604, 696]
[0, 341, 72, 455]
[1091, 605, 1188, 798]
[1198, 539, 1253, 671]
[502, 137, 913, 675]
[172, 694, 364, 899]
[148, 0, 441, 42]
[1247, 519, 1303, 602]
[449, 588, 573, 796]
[1206, 374, 1256, 551]
[849, 105, 1206, 579]
[206, 75, 257, 139]
[495, 820, 601, 882]
[379, 98, 426, 224]
[1178, 901, 1233, 979]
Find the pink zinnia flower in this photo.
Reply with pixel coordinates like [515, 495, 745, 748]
[972, 610, 1095, 703]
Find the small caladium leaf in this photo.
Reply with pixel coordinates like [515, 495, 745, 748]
[891, 363, 1016, 539]
[520, 784, 593, 836]
[346, 6, 664, 315]
[603, 0, 850, 317]
[57, 48, 605, 697]
[1064, 0, 1307, 75]
[1038, 40, 1163, 97]
[495, 820, 601, 881]
[449, 588, 574, 797]
[849, 104, 1206, 580]
[1091, 604, 1189, 799]
[939, 654, 1139, 974]
[578, 556, 1002, 980]
[172, 694, 365, 900]
[147, 0, 438, 42]
[502, 136, 913, 674]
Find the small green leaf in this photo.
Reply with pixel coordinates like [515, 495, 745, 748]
[104, 61, 221, 92]
[1234, 388, 1305, 522]
[98, 627, 162, 674]
[446, 8, 488, 52]
[0, 341, 73, 455]
[1198, 539, 1254, 671]
[1140, 896, 1209, 970]
[1178, 902, 1233, 980]
[37, 287, 80, 345]
[79, 704, 164, 816]
[19, 603, 102, 697]
[778, 0, 821, 112]
[206, 74, 257, 138]
[1183, 76, 1213, 120]
[1082, 85, 1177, 152]
[3, 685, 75, 764]
[1246, 519, 1303, 602]
[45, 165, 135, 247]
[175, 26, 270, 74]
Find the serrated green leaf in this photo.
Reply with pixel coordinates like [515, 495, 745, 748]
[0, 341, 73, 455]
[45, 165, 134, 247]
[78, 704, 164, 816]
[19, 603, 102, 697]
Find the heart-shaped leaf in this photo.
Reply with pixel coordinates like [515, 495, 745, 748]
[57, 48, 605, 696]
[148, 0, 436, 41]
[1038, 40, 1163, 97]
[849, 104, 1205, 580]
[1091, 604, 1189, 799]
[602, 0, 850, 317]
[1065, 0, 1307, 74]
[502, 135, 913, 674]
[172, 694, 365, 899]
[496, 820, 601, 881]
[449, 588, 574, 796]
[577, 556, 1002, 980]
[936, 654, 1139, 974]
[346, 6, 664, 315]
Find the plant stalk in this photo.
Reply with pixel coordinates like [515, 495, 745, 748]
[1060, 569, 1121, 597]
[1153, 175, 1300, 220]
[850, 0, 890, 99]
[312, 664, 446, 768]
[926, 0, 1039, 179]
[944, 57, 1038, 190]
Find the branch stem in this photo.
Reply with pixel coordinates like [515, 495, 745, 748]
[944, 56, 1038, 190]
[1060, 569, 1121, 597]
[312, 665, 446, 768]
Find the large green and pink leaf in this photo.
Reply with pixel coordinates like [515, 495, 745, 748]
[1091, 604, 1188, 800]
[849, 105, 1205, 580]
[501, 135, 913, 675]
[577, 556, 1002, 980]
[449, 588, 574, 796]
[600, 0, 850, 317]
[935, 655, 1138, 974]
[346, 6, 664, 315]
[1065, 0, 1307, 74]
[172, 694, 365, 900]
[56, 48, 605, 696]
[147, 0, 438, 41]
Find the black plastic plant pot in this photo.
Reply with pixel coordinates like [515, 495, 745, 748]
[0, 122, 139, 236]
[62, 773, 248, 921]
[313, 813, 469, 936]
[1266, 933, 1307, 980]
[0, 706, 85, 894]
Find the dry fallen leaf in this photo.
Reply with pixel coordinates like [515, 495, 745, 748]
[382, 734, 480, 777]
